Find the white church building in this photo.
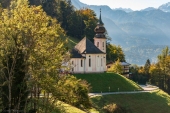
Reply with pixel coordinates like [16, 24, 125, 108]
[69, 10, 107, 73]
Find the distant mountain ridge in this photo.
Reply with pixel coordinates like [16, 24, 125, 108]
[72, 0, 170, 65]
[113, 8, 133, 13]
[159, 2, 170, 12]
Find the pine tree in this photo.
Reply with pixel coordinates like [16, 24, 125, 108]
[144, 59, 151, 82]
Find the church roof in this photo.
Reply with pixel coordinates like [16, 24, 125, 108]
[70, 48, 85, 58]
[71, 37, 104, 58]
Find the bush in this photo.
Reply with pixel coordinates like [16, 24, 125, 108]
[103, 103, 127, 113]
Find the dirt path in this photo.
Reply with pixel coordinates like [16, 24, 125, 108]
[89, 85, 159, 97]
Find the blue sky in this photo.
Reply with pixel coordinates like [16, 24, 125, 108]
[79, 0, 170, 10]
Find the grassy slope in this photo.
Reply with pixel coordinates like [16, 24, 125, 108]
[66, 36, 79, 49]
[66, 39, 170, 113]
[91, 90, 170, 113]
[74, 73, 142, 93]
[59, 103, 86, 113]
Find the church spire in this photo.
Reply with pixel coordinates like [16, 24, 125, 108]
[98, 9, 104, 25]
[94, 9, 106, 38]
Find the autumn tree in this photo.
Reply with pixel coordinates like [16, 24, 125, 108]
[106, 44, 125, 63]
[67, 8, 98, 42]
[57, 75, 91, 109]
[108, 59, 123, 74]
[148, 47, 170, 93]
[0, 0, 66, 112]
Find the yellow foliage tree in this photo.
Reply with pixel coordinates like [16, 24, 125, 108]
[0, 0, 67, 112]
[108, 59, 123, 74]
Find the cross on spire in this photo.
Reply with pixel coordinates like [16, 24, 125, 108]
[98, 8, 104, 25]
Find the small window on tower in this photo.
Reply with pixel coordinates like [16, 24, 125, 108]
[103, 42, 104, 47]
[97, 42, 99, 47]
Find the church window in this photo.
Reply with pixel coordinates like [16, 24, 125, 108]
[72, 61, 74, 65]
[97, 42, 99, 47]
[101, 58, 102, 66]
[81, 59, 83, 67]
[89, 58, 91, 67]
[103, 42, 104, 50]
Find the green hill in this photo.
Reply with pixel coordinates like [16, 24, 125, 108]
[73, 73, 142, 93]
[59, 73, 170, 113]
[91, 90, 170, 113]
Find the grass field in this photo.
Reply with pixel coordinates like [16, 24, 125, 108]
[91, 90, 170, 113]
[73, 73, 142, 93]
[67, 36, 79, 49]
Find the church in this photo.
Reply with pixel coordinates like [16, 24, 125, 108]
[69, 10, 107, 73]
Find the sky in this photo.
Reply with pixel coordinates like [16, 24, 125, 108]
[79, 0, 170, 10]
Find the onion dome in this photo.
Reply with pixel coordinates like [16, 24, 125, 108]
[94, 9, 106, 38]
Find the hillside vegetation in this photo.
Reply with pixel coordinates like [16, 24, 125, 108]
[91, 90, 170, 113]
[74, 73, 142, 93]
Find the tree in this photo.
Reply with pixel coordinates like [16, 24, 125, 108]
[81, 8, 98, 42]
[149, 47, 170, 94]
[0, 0, 66, 112]
[106, 44, 125, 63]
[108, 59, 123, 74]
[57, 0, 74, 30]
[144, 59, 151, 82]
[67, 8, 98, 42]
[0, 0, 11, 8]
[57, 75, 91, 109]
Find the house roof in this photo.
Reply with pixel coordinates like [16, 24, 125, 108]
[121, 62, 131, 66]
[70, 48, 85, 58]
[106, 62, 131, 66]
[70, 37, 104, 58]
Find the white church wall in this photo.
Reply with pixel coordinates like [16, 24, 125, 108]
[70, 58, 85, 73]
[94, 38, 106, 53]
[69, 54, 106, 73]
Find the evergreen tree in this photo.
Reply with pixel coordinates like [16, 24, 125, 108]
[144, 59, 151, 82]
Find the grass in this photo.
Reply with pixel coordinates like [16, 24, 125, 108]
[91, 90, 170, 113]
[57, 101, 86, 113]
[66, 36, 80, 49]
[73, 73, 142, 93]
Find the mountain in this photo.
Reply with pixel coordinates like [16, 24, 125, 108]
[71, 0, 170, 65]
[141, 7, 156, 11]
[71, 0, 87, 9]
[159, 2, 170, 12]
[113, 8, 133, 13]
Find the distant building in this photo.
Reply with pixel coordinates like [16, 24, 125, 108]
[69, 10, 107, 73]
[107, 62, 131, 77]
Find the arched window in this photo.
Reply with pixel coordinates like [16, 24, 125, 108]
[97, 42, 99, 47]
[103, 42, 104, 50]
[101, 58, 102, 66]
[89, 56, 91, 67]
[81, 59, 83, 67]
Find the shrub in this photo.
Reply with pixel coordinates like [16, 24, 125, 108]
[103, 103, 127, 113]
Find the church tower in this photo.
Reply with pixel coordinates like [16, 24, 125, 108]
[94, 9, 106, 53]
